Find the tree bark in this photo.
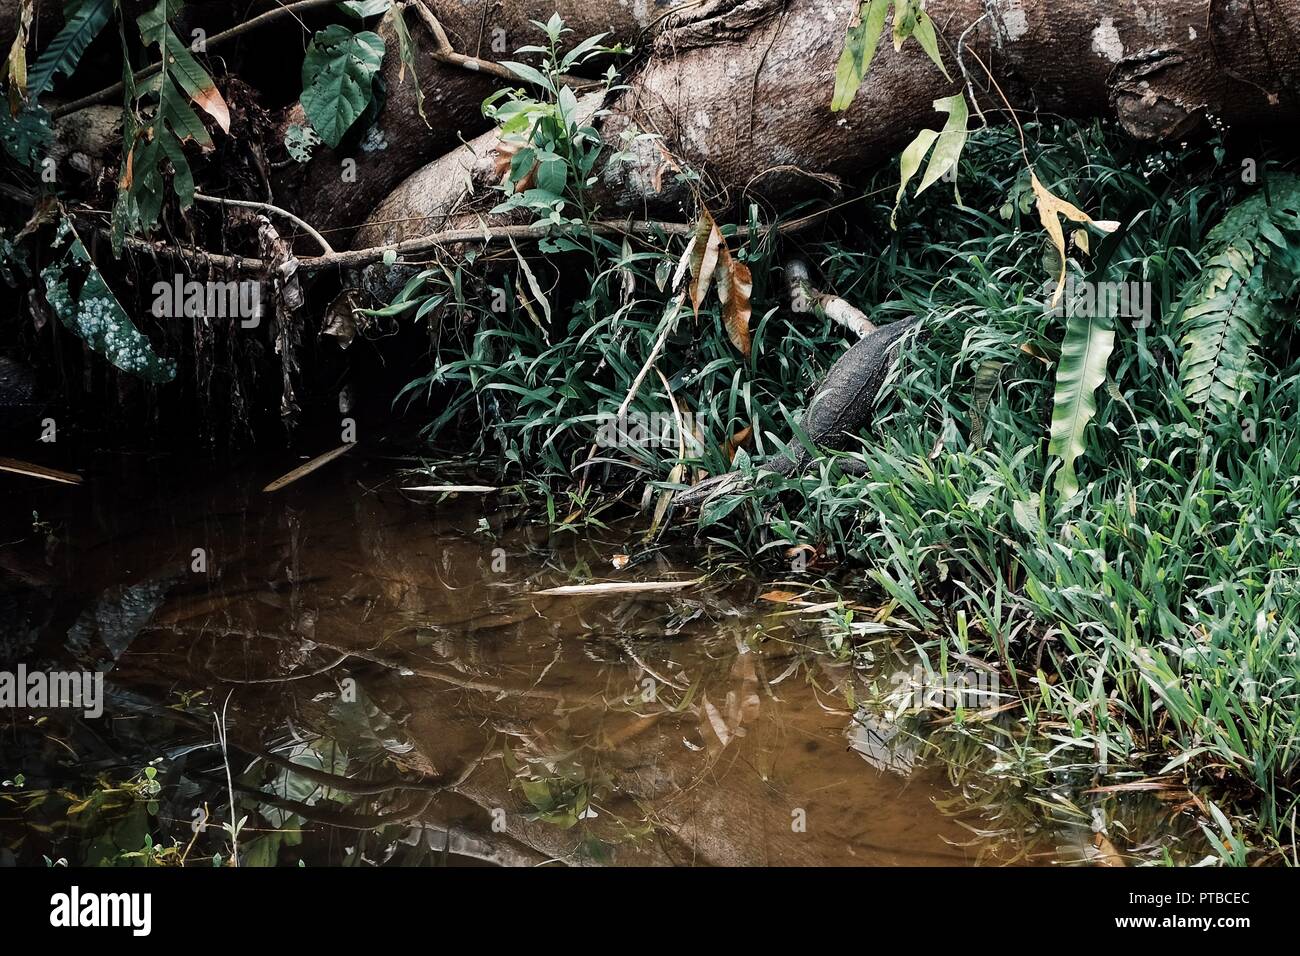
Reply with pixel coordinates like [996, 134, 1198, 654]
[355, 0, 1300, 246]
[279, 0, 655, 247]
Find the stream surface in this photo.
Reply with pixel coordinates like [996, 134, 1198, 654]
[0, 449, 1060, 866]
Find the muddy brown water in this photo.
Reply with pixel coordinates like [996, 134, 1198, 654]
[0, 450, 1043, 866]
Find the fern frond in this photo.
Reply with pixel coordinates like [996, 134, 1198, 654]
[1175, 175, 1300, 420]
[26, 0, 114, 101]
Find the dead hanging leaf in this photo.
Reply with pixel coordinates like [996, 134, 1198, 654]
[687, 209, 723, 318]
[785, 542, 820, 566]
[727, 424, 753, 464]
[683, 206, 751, 356]
[651, 141, 682, 194]
[644, 461, 684, 542]
[191, 86, 231, 135]
[1031, 171, 1119, 308]
[6, 0, 33, 113]
[1090, 832, 1125, 867]
[321, 289, 359, 349]
[1020, 340, 1053, 364]
[257, 215, 303, 312]
[716, 246, 753, 357]
[492, 136, 537, 193]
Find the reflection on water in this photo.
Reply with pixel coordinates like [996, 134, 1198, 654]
[1, 451, 1049, 866]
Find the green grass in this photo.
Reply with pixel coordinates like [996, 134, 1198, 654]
[397, 119, 1300, 863]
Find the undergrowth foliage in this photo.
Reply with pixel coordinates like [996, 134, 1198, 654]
[395, 116, 1300, 860]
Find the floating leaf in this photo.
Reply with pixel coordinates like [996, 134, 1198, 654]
[263, 444, 355, 493]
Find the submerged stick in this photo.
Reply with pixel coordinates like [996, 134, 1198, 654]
[262, 444, 354, 493]
[0, 457, 84, 485]
[402, 484, 499, 493]
[532, 578, 703, 596]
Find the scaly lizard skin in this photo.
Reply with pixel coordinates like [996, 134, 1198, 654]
[674, 316, 919, 509]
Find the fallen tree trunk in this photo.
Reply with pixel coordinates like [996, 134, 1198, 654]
[357, 0, 1300, 245]
[280, 0, 654, 246]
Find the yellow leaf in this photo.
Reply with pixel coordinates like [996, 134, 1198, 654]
[892, 128, 938, 229]
[1031, 171, 1117, 308]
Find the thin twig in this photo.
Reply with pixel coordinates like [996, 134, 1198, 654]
[194, 192, 334, 254]
[407, 2, 599, 91]
[577, 292, 685, 492]
[215, 691, 239, 867]
[955, 12, 991, 126]
[70, 205, 837, 276]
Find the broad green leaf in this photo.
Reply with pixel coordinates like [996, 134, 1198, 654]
[300, 25, 386, 148]
[891, 0, 919, 50]
[339, 0, 393, 17]
[41, 219, 176, 383]
[0, 104, 51, 169]
[831, 0, 889, 112]
[156, 72, 212, 149]
[890, 127, 937, 228]
[910, 10, 951, 79]
[1048, 311, 1114, 500]
[162, 30, 230, 133]
[499, 60, 554, 94]
[915, 93, 967, 195]
[535, 155, 567, 195]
